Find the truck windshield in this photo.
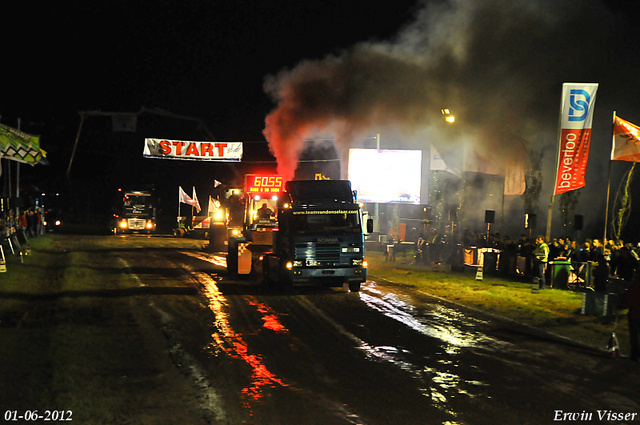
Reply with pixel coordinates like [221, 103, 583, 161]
[290, 210, 360, 234]
[124, 195, 151, 206]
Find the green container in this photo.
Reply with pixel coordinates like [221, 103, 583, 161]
[551, 260, 571, 289]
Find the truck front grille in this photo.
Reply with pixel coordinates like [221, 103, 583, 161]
[128, 218, 146, 230]
[295, 243, 340, 262]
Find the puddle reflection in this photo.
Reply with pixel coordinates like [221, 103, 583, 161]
[181, 250, 227, 268]
[247, 298, 288, 333]
[359, 281, 498, 420]
[191, 268, 291, 409]
[362, 283, 500, 349]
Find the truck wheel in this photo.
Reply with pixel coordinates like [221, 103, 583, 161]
[262, 260, 273, 286]
[279, 270, 293, 290]
[348, 282, 361, 292]
[281, 278, 294, 291]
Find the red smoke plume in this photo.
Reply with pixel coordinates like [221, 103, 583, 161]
[263, 0, 623, 184]
[263, 105, 319, 183]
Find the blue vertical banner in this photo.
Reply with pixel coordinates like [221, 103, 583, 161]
[553, 83, 599, 195]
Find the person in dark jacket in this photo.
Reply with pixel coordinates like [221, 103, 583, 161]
[611, 246, 639, 283]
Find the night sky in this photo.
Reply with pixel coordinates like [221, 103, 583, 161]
[5, 0, 418, 139]
[4, 0, 640, 238]
[3, 0, 417, 226]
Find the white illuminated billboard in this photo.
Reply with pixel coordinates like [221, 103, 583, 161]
[348, 148, 422, 204]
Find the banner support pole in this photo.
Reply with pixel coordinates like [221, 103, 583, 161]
[547, 87, 565, 242]
[66, 112, 86, 180]
[603, 111, 617, 242]
[16, 119, 21, 220]
[545, 195, 555, 242]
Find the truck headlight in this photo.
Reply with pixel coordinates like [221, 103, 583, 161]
[145, 220, 154, 230]
[342, 247, 360, 253]
[119, 220, 128, 229]
[352, 258, 367, 267]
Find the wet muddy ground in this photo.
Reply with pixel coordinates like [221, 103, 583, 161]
[156, 245, 640, 424]
[2, 235, 639, 424]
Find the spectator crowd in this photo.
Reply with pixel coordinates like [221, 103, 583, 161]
[1, 207, 46, 244]
[413, 224, 640, 291]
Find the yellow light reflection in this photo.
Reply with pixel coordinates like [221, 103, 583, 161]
[181, 251, 227, 268]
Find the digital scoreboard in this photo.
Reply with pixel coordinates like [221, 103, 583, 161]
[244, 174, 285, 195]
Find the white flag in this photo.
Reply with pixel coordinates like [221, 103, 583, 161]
[611, 115, 640, 162]
[504, 159, 526, 195]
[179, 186, 197, 208]
[208, 196, 221, 216]
[430, 145, 461, 177]
[192, 187, 202, 213]
[463, 145, 502, 175]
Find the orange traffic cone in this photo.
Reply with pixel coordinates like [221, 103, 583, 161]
[607, 332, 620, 359]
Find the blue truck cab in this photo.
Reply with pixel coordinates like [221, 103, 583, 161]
[263, 180, 372, 292]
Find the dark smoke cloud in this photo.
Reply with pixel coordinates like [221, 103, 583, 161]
[263, 0, 640, 237]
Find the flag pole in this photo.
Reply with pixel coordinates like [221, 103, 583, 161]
[500, 176, 505, 233]
[546, 88, 566, 242]
[177, 186, 181, 229]
[603, 111, 617, 242]
[16, 119, 21, 221]
[192, 186, 196, 229]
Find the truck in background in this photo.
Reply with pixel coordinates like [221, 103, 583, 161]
[261, 179, 373, 292]
[225, 174, 283, 275]
[205, 184, 245, 250]
[112, 189, 157, 234]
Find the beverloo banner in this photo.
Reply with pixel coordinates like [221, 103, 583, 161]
[144, 139, 242, 161]
[553, 83, 599, 195]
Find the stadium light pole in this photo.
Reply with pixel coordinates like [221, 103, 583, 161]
[374, 133, 380, 232]
[433, 109, 456, 229]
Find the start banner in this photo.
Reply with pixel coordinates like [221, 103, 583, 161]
[553, 82, 599, 195]
[144, 139, 242, 162]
